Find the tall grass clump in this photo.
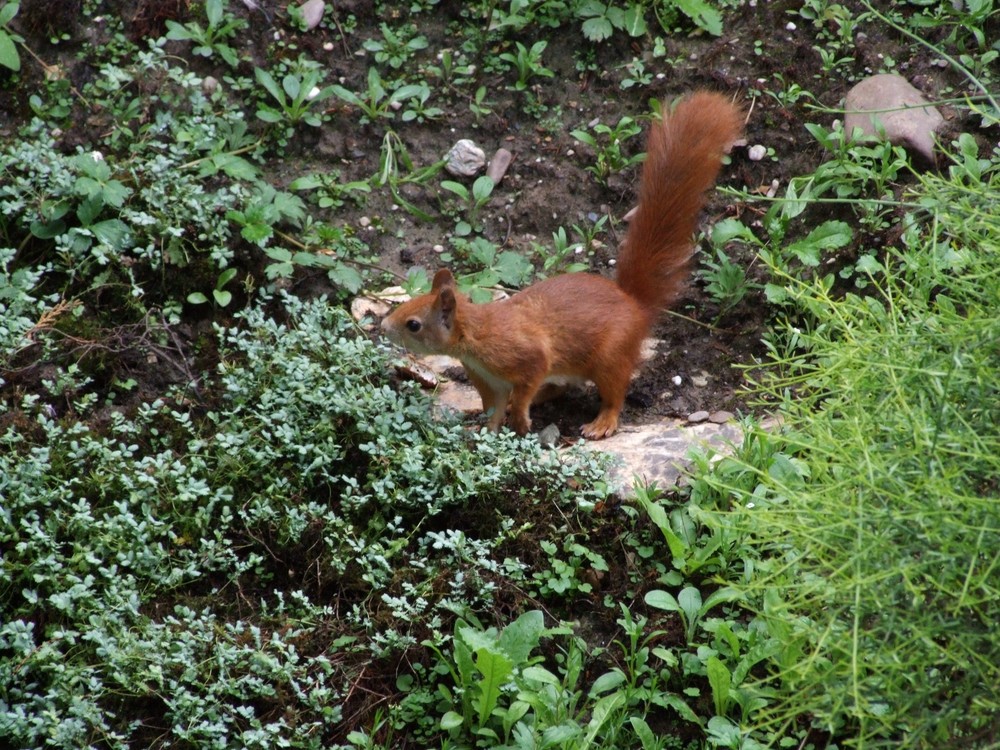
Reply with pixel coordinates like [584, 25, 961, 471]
[698, 155, 1000, 747]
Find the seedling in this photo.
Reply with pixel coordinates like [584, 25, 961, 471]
[440, 174, 494, 231]
[165, 0, 245, 68]
[187, 267, 238, 307]
[571, 116, 644, 186]
[498, 40, 554, 91]
[329, 67, 426, 124]
[362, 22, 428, 69]
[644, 585, 743, 645]
[255, 62, 335, 129]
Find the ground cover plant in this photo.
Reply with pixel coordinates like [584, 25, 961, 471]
[1, 0, 998, 748]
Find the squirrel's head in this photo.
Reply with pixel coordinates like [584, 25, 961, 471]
[381, 268, 459, 355]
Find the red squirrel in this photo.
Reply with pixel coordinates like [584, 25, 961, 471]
[382, 91, 744, 439]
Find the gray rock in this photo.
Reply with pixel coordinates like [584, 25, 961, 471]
[687, 410, 710, 423]
[844, 74, 944, 163]
[445, 139, 487, 177]
[299, 0, 325, 31]
[538, 424, 561, 447]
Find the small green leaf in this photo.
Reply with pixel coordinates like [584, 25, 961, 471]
[217, 268, 238, 287]
[441, 711, 464, 730]
[187, 292, 209, 305]
[213, 289, 232, 307]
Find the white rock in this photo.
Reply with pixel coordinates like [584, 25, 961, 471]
[444, 139, 487, 177]
[748, 144, 767, 161]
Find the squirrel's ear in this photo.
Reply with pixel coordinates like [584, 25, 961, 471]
[437, 287, 456, 327]
[431, 268, 455, 291]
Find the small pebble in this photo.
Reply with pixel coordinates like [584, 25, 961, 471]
[672, 375, 683, 386]
[358, 216, 371, 227]
[709, 410, 734, 423]
[538, 424, 561, 447]
[688, 410, 710, 423]
[748, 144, 767, 161]
[432, 244, 445, 253]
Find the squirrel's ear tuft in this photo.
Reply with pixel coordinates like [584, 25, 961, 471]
[432, 268, 455, 291]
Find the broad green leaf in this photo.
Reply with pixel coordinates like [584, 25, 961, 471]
[620, 5, 648, 36]
[289, 174, 325, 190]
[644, 589, 680, 612]
[581, 17, 613, 42]
[498, 609, 544, 663]
[187, 291, 209, 304]
[217, 268, 238, 287]
[328, 262, 363, 293]
[101, 180, 131, 209]
[520, 665, 560, 685]
[702, 586, 743, 611]
[630, 716, 656, 749]
[653, 692, 702, 725]
[674, 0, 723, 35]
[255, 107, 283, 123]
[474, 648, 514, 725]
[0, 3, 20, 27]
[263, 247, 293, 262]
[282, 73, 301, 100]
[0, 31, 19, 71]
[254, 67, 283, 102]
[706, 656, 731, 716]
[440, 180, 469, 200]
[589, 668, 626, 696]
[206, 0, 223, 28]
[240, 222, 273, 245]
[706, 715, 742, 745]
[712, 217, 758, 246]
[678, 586, 703, 623]
[90, 219, 130, 249]
[213, 289, 232, 307]
[472, 175, 494, 203]
[494, 251, 532, 286]
[441, 711, 463, 730]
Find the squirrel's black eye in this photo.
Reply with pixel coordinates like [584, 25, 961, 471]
[406, 319, 422, 333]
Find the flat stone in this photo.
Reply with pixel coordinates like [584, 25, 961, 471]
[844, 74, 944, 163]
[486, 148, 513, 184]
[687, 410, 710, 422]
[579, 420, 744, 493]
[709, 410, 734, 423]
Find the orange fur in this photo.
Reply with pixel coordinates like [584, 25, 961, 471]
[382, 91, 744, 439]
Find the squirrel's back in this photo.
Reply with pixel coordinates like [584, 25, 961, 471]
[615, 91, 744, 312]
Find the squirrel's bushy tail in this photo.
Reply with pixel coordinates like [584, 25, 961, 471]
[615, 91, 744, 313]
